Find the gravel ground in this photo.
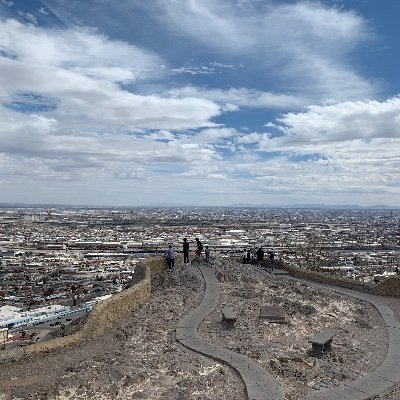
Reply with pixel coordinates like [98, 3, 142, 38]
[0, 258, 397, 400]
[200, 260, 388, 399]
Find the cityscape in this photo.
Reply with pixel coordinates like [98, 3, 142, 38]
[1, 0, 400, 398]
[1, 206, 399, 349]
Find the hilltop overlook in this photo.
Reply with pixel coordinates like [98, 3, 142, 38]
[0, 256, 399, 400]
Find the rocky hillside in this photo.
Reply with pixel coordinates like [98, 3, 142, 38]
[0, 257, 399, 400]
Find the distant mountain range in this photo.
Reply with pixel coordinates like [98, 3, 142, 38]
[0, 202, 399, 210]
[229, 203, 400, 209]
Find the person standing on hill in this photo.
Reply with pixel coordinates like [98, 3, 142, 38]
[183, 238, 189, 264]
[242, 249, 247, 264]
[205, 246, 210, 264]
[195, 238, 203, 260]
[164, 244, 175, 270]
[269, 250, 275, 271]
[251, 248, 256, 265]
[246, 249, 251, 265]
[256, 247, 264, 266]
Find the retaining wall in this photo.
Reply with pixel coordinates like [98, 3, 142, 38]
[1, 256, 168, 360]
[282, 264, 400, 298]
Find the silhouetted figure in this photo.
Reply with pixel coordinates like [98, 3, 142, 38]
[195, 238, 203, 260]
[183, 238, 189, 264]
[256, 247, 264, 266]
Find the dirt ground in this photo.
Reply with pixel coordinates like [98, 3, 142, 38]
[0, 258, 398, 400]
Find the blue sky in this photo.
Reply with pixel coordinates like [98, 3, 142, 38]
[1, 0, 400, 206]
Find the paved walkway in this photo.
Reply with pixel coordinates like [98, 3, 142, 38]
[176, 265, 285, 400]
[176, 265, 400, 400]
[300, 282, 400, 400]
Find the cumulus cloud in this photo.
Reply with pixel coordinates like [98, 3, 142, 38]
[225, 97, 400, 202]
[0, 103, 220, 182]
[0, 17, 223, 137]
[0, 3, 397, 206]
[192, 127, 238, 144]
[266, 97, 400, 147]
[0, 19, 225, 187]
[236, 132, 266, 144]
[0, 57, 221, 130]
[0, 18, 162, 83]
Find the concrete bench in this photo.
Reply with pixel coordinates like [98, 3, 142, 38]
[259, 305, 287, 323]
[221, 307, 237, 328]
[308, 328, 338, 357]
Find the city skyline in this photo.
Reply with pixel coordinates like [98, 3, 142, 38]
[1, 0, 400, 206]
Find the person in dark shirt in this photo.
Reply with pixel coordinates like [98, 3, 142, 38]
[246, 249, 251, 265]
[183, 238, 189, 264]
[256, 247, 264, 266]
[269, 251, 275, 271]
[195, 238, 203, 260]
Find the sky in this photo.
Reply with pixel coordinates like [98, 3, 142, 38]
[1, 0, 400, 207]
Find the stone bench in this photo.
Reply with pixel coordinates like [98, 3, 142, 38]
[221, 307, 238, 328]
[259, 305, 287, 323]
[308, 328, 338, 357]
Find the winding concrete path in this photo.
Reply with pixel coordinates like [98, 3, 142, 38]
[176, 264, 400, 399]
[176, 265, 285, 400]
[301, 283, 400, 400]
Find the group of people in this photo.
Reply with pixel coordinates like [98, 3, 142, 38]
[164, 238, 210, 270]
[164, 240, 275, 271]
[242, 247, 276, 270]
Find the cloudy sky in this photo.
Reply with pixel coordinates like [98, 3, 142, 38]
[1, 0, 400, 207]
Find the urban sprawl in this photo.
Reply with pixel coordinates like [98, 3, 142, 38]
[1, 206, 399, 348]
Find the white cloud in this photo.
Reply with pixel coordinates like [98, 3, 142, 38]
[170, 61, 235, 75]
[0, 16, 226, 133]
[17, 10, 38, 25]
[0, 57, 221, 130]
[0, 103, 221, 182]
[0, 3, 397, 206]
[0, 19, 226, 187]
[170, 66, 214, 75]
[39, 7, 49, 15]
[155, 0, 378, 101]
[193, 127, 238, 144]
[1, 0, 14, 7]
[0, 18, 163, 83]
[269, 97, 400, 147]
[236, 132, 266, 144]
[226, 97, 400, 202]
[168, 86, 306, 109]
[155, 0, 254, 51]
[144, 130, 175, 141]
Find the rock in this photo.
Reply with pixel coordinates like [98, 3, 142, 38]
[132, 391, 147, 398]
